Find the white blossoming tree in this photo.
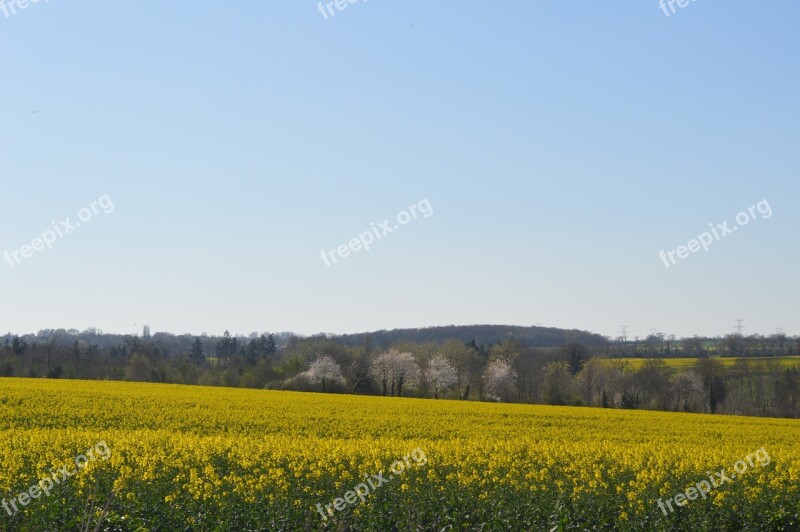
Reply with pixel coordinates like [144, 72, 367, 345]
[426, 354, 458, 399]
[370, 349, 420, 397]
[306, 355, 345, 392]
[483, 359, 518, 402]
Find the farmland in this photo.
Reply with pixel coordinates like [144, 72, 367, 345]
[1, 378, 798, 530]
[604, 356, 800, 371]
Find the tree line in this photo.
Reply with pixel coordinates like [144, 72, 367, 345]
[0, 328, 797, 419]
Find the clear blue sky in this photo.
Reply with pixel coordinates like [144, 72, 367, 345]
[1, 1, 798, 340]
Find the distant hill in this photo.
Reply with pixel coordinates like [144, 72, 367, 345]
[334, 324, 609, 349]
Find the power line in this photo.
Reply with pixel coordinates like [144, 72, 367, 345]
[733, 319, 745, 336]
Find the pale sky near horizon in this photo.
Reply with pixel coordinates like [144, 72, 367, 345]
[1, 1, 798, 340]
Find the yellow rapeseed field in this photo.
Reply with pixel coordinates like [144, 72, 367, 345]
[604, 356, 800, 371]
[0, 378, 797, 530]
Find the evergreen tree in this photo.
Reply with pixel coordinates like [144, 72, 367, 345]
[189, 337, 205, 365]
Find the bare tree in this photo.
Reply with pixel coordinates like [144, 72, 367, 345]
[694, 357, 727, 414]
[770, 331, 788, 355]
[542, 361, 574, 405]
[576, 357, 611, 407]
[773, 367, 799, 418]
[683, 336, 704, 357]
[672, 372, 704, 412]
[635, 359, 673, 410]
[446, 340, 484, 400]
